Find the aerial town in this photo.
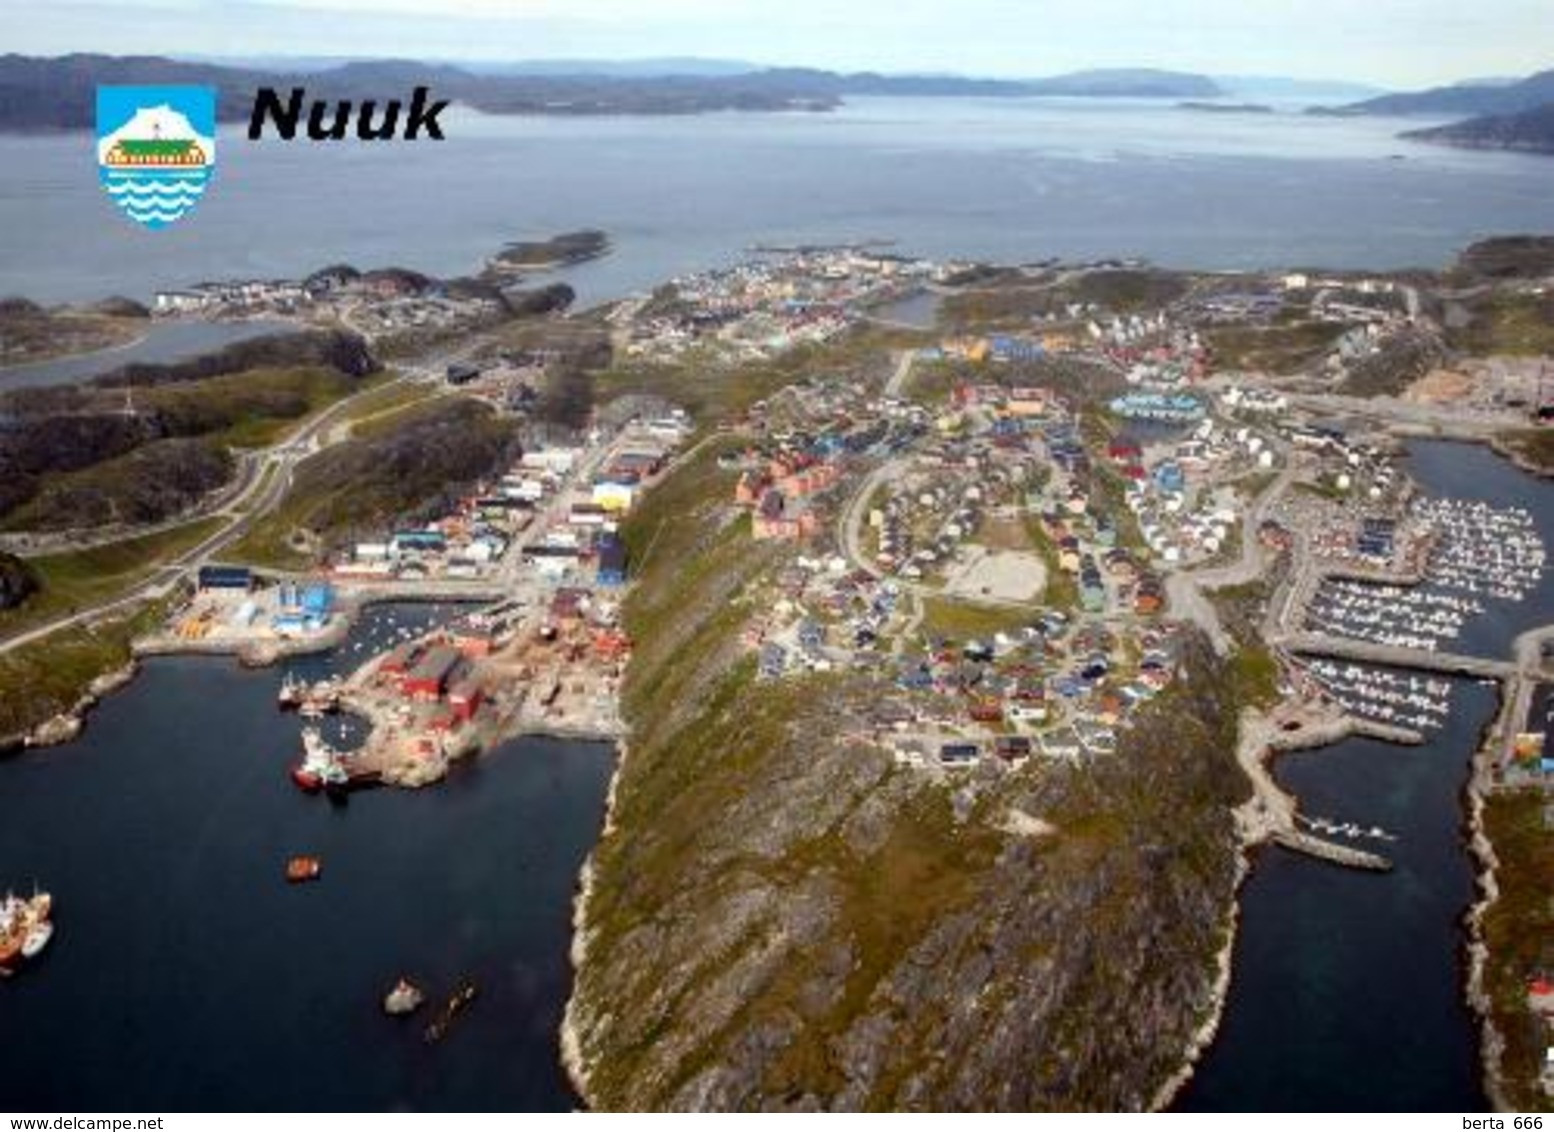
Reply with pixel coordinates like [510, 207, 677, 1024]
[107, 246, 1550, 854]
[7, 230, 1554, 1110]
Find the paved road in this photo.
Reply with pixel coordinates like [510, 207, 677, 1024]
[1287, 390, 1520, 438]
[1164, 461, 1298, 655]
[0, 374, 414, 656]
[884, 349, 916, 399]
[1279, 631, 1516, 680]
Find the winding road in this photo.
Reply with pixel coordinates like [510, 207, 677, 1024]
[0, 373, 416, 656]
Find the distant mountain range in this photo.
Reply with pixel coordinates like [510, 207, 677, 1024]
[1212, 75, 1387, 102]
[1313, 66, 1554, 156]
[182, 55, 764, 78]
[0, 54, 1230, 131]
[1402, 102, 1554, 154]
[1315, 67, 1554, 117]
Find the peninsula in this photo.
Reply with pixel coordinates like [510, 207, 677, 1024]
[2, 235, 1553, 1111]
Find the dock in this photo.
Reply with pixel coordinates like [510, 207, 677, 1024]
[1280, 632, 1515, 681]
[1273, 830, 1393, 872]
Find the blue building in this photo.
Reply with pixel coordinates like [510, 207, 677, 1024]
[198, 565, 253, 591]
[1153, 462, 1186, 493]
[302, 583, 334, 618]
[595, 537, 628, 587]
[393, 530, 448, 554]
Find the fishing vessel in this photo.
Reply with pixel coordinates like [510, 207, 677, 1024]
[291, 728, 337, 792]
[291, 729, 380, 796]
[285, 856, 322, 883]
[423, 979, 478, 1043]
[0, 888, 54, 975]
[278, 673, 305, 711]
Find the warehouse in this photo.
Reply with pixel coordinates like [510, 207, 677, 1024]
[401, 646, 463, 700]
[198, 565, 253, 591]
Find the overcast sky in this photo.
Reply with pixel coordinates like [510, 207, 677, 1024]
[4, 0, 1549, 88]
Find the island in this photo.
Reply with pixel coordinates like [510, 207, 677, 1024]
[0, 296, 148, 366]
[486, 230, 612, 275]
[1402, 103, 1554, 155]
[1177, 101, 1275, 114]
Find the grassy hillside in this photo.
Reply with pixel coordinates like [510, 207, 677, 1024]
[570, 442, 1251, 1111]
[1446, 292, 1554, 357]
[0, 597, 171, 745]
[1480, 788, 1554, 1112]
[227, 397, 520, 567]
[0, 366, 375, 531]
[0, 518, 223, 638]
[1497, 429, 1554, 475]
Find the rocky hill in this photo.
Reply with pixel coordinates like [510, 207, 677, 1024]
[1315, 67, 1554, 117]
[565, 444, 1250, 1111]
[0, 552, 37, 610]
[1402, 102, 1554, 154]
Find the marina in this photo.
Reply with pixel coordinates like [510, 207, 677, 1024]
[1302, 496, 1547, 655]
[1413, 498, 1546, 602]
[1294, 657, 1453, 734]
[1186, 438, 1554, 1111]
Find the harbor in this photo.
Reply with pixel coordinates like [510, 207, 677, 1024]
[1184, 437, 1554, 1110]
[0, 604, 613, 1111]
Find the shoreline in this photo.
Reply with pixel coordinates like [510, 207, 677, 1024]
[1464, 684, 1515, 1113]
[0, 322, 148, 375]
[1152, 701, 1431, 1109]
[1488, 434, 1554, 482]
[560, 737, 629, 1109]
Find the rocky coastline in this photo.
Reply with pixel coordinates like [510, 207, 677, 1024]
[0, 658, 138, 754]
[560, 740, 627, 1106]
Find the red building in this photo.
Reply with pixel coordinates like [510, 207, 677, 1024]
[401, 646, 462, 700]
[379, 641, 421, 677]
[448, 679, 485, 721]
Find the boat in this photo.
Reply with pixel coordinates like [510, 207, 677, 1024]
[294, 729, 379, 797]
[384, 978, 426, 1016]
[0, 888, 53, 974]
[423, 979, 478, 1043]
[278, 673, 305, 711]
[21, 920, 53, 959]
[291, 728, 336, 792]
[285, 856, 322, 883]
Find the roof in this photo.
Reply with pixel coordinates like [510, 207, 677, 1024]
[407, 646, 461, 684]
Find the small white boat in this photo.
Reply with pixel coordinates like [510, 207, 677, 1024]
[21, 920, 52, 960]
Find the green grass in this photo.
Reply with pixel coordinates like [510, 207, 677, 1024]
[337, 379, 435, 430]
[0, 517, 224, 638]
[918, 596, 1032, 641]
[1448, 293, 1554, 357]
[141, 365, 372, 450]
[348, 389, 456, 440]
[1224, 644, 1282, 710]
[1481, 788, 1554, 1113]
[1499, 429, 1554, 475]
[1206, 319, 1352, 374]
[0, 597, 171, 741]
[1024, 516, 1079, 612]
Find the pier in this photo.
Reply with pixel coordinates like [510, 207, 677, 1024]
[1280, 632, 1515, 681]
[1235, 707, 1403, 873]
[1272, 830, 1393, 872]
